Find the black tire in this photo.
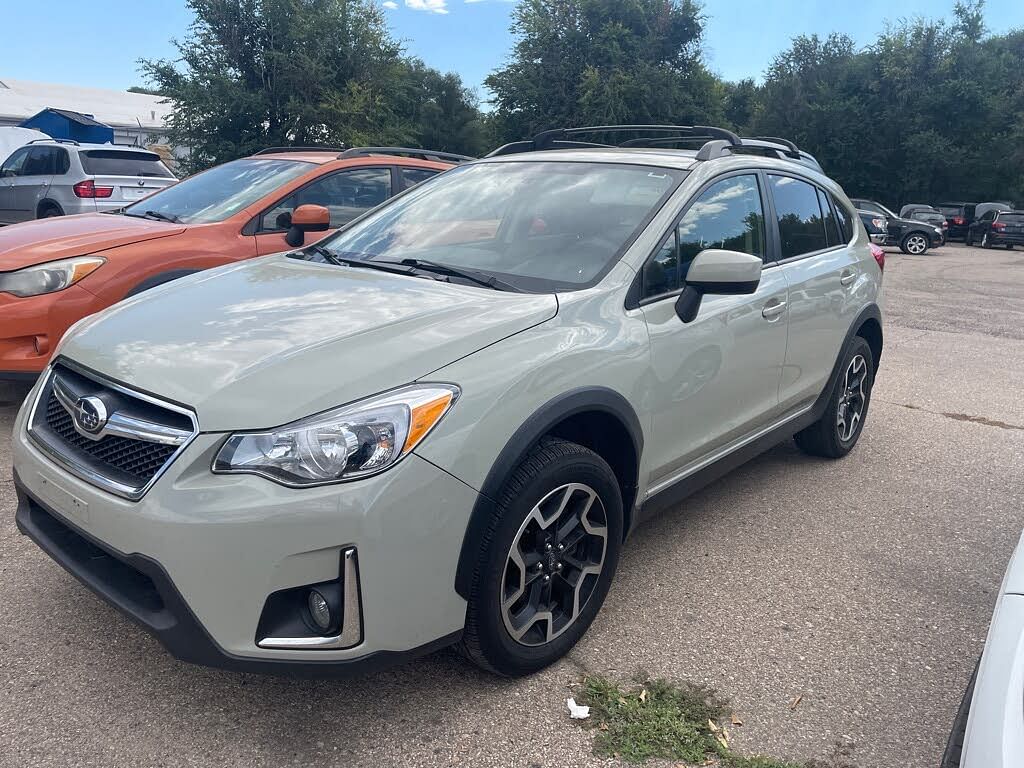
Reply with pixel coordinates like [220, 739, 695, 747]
[1006, 244, 1014, 251]
[900, 232, 929, 255]
[940, 659, 978, 768]
[459, 437, 623, 676]
[965, 230, 974, 246]
[38, 204, 61, 219]
[794, 336, 874, 459]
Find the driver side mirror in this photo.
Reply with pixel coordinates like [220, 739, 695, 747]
[675, 249, 763, 323]
[285, 204, 331, 247]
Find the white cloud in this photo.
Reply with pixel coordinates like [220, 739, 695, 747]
[406, 0, 448, 12]
[382, 0, 397, 7]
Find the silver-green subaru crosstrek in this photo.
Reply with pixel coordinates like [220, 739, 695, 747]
[11, 127, 883, 676]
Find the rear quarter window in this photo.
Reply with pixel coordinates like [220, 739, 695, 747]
[80, 150, 174, 178]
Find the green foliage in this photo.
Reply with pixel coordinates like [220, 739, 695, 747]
[141, 0, 484, 173]
[578, 675, 807, 767]
[486, 0, 725, 140]
[750, 1, 1024, 206]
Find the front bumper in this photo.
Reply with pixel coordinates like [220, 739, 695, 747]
[0, 285, 100, 377]
[11, 396, 477, 675]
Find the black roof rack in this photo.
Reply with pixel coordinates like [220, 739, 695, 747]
[338, 147, 475, 163]
[254, 146, 347, 155]
[27, 137, 79, 146]
[487, 125, 742, 157]
[743, 136, 801, 158]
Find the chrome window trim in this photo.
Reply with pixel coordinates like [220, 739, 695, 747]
[25, 362, 199, 502]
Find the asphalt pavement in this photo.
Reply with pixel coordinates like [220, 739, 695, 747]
[1, 242, 1022, 768]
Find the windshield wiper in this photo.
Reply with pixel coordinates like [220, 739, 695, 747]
[301, 245, 417, 276]
[390, 258, 524, 292]
[139, 210, 179, 223]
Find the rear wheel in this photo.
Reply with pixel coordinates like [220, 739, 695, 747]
[794, 336, 874, 459]
[901, 233, 929, 255]
[38, 204, 61, 219]
[965, 230, 974, 246]
[459, 437, 623, 676]
[981, 232, 991, 248]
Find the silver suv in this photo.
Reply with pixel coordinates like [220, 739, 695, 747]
[0, 139, 175, 223]
[11, 126, 883, 677]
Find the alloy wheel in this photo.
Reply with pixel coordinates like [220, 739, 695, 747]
[837, 354, 868, 443]
[500, 483, 608, 647]
[906, 235, 927, 254]
[982, 233, 989, 248]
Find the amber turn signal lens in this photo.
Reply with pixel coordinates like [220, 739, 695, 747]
[403, 392, 455, 454]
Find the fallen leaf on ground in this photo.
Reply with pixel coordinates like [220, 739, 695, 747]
[790, 695, 802, 710]
[731, 713, 744, 726]
[599, 723, 609, 731]
[708, 719, 720, 733]
[639, 689, 648, 703]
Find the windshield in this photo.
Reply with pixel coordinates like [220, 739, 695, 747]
[313, 161, 684, 292]
[123, 158, 311, 224]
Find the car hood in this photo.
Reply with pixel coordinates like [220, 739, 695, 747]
[58, 255, 558, 431]
[0, 214, 184, 271]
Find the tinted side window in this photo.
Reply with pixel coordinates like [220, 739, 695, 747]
[23, 147, 55, 176]
[769, 175, 828, 258]
[261, 167, 393, 230]
[1, 147, 30, 177]
[400, 167, 438, 189]
[642, 174, 765, 300]
[643, 232, 680, 297]
[54, 148, 70, 175]
[833, 195, 855, 243]
[817, 188, 840, 246]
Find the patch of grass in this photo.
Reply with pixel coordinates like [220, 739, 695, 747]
[577, 675, 809, 767]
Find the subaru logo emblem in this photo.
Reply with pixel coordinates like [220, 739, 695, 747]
[74, 396, 108, 434]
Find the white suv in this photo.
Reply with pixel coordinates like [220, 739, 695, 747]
[0, 139, 175, 223]
[11, 126, 883, 676]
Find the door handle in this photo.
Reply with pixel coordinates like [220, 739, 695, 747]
[840, 270, 856, 286]
[762, 298, 787, 319]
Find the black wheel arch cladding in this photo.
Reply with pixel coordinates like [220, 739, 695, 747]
[454, 387, 642, 599]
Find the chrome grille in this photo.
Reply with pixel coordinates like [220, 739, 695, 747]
[27, 362, 198, 500]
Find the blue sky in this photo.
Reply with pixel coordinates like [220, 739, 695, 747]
[2, 0, 1023, 101]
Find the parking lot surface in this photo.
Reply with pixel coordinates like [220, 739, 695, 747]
[1, 243, 1022, 768]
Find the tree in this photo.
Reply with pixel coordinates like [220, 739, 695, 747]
[485, 0, 725, 143]
[142, 0, 484, 172]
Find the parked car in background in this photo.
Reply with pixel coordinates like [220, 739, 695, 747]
[966, 209, 1024, 249]
[899, 203, 934, 218]
[905, 207, 949, 244]
[850, 198, 943, 254]
[942, 529, 1024, 768]
[11, 125, 883, 677]
[0, 140, 177, 223]
[857, 209, 888, 245]
[937, 202, 978, 241]
[973, 202, 1012, 222]
[0, 146, 467, 385]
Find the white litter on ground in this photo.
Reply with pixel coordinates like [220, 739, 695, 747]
[567, 697, 590, 719]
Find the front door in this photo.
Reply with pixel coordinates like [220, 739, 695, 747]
[640, 172, 789, 489]
[10, 146, 56, 221]
[0, 146, 31, 223]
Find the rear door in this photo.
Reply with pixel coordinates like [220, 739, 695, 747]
[253, 166, 393, 255]
[78, 149, 176, 205]
[9, 146, 57, 221]
[771, 175, 862, 410]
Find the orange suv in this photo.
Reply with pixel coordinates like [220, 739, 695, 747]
[0, 147, 468, 385]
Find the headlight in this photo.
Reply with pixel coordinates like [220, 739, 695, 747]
[0, 256, 105, 297]
[213, 384, 460, 486]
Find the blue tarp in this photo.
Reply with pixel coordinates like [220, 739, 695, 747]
[19, 108, 114, 144]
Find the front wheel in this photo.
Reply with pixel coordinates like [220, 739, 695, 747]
[901, 233, 929, 255]
[794, 336, 874, 458]
[459, 437, 623, 676]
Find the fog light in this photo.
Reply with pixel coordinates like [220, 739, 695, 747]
[307, 589, 332, 632]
